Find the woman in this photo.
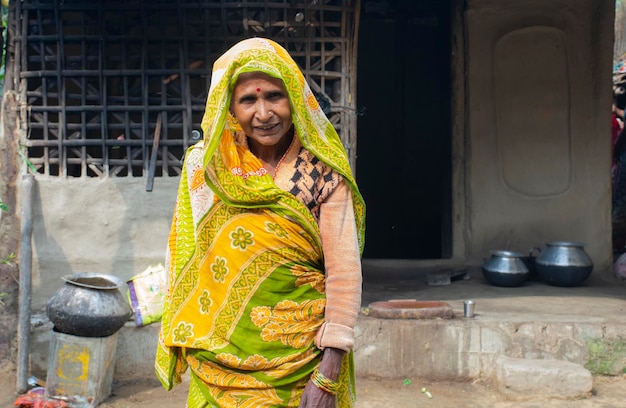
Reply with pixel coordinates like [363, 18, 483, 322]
[155, 37, 365, 408]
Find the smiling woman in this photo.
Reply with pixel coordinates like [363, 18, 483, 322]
[229, 71, 295, 176]
[156, 37, 366, 408]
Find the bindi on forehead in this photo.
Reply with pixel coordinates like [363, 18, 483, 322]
[232, 72, 287, 101]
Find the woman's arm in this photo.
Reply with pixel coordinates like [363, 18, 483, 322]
[315, 180, 362, 352]
[299, 180, 362, 407]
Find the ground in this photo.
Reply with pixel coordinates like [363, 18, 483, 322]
[5, 275, 626, 407]
[96, 375, 626, 408]
[4, 362, 626, 408]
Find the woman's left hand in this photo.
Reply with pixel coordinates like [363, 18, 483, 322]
[299, 379, 337, 408]
[298, 347, 345, 408]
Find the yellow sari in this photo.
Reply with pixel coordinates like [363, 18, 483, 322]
[156, 38, 365, 407]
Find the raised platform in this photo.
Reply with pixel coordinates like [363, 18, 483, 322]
[357, 265, 626, 380]
[28, 266, 626, 383]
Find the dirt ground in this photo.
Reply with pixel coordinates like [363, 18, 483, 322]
[96, 375, 626, 408]
[4, 362, 626, 408]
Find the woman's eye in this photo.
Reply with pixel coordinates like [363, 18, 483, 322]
[268, 92, 285, 100]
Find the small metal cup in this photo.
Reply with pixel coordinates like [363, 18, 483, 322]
[463, 300, 475, 318]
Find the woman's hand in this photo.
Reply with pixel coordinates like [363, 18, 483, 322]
[298, 348, 345, 408]
[299, 379, 337, 408]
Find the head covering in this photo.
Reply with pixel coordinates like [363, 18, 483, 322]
[198, 37, 365, 252]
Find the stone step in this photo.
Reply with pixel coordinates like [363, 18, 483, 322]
[495, 356, 593, 399]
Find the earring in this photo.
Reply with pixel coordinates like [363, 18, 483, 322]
[227, 113, 242, 132]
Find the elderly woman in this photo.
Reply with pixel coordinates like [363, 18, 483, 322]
[155, 38, 365, 408]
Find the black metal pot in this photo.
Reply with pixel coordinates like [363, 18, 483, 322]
[46, 272, 132, 337]
[482, 250, 529, 287]
[535, 241, 593, 287]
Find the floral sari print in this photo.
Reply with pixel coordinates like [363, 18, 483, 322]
[155, 37, 365, 407]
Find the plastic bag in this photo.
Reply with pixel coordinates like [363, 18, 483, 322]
[127, 264, 166, 327]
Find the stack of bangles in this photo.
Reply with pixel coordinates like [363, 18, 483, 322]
[311, 367, 340, 395]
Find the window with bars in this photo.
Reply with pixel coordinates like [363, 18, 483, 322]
[9, 0, 357, 177]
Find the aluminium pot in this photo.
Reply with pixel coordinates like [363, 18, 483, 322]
[482, 250, 529, 287]
[46, 272, 132, 337]
[535, 241, 593, 287]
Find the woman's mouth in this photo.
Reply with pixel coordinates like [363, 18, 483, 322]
[256, 123, 279, 132]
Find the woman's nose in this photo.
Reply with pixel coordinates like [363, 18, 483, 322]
[256, 101, 273, 121]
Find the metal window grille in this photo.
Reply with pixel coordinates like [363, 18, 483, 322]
[7, 0, 357, 178]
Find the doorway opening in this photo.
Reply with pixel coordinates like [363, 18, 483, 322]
[356, 0, 453, 259]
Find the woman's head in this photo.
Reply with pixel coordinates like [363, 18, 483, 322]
[200, 38, 324, 148]
[230, 71, 293, 150]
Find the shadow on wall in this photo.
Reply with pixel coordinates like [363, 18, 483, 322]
[31, 182, 73, 311]
[110, 179, 176, 284]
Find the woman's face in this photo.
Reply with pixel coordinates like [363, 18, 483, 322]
[230, 72, 293, 148]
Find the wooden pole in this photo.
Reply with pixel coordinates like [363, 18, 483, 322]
[146, 113, 162, 192]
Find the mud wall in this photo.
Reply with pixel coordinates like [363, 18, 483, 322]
[29, 178, 177, 311]
[464, 0, 615, 274]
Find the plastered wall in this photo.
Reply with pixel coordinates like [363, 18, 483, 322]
[464, 0, 615, 275]
[29, 178, 178, 310]
[24, 0, 618, 313]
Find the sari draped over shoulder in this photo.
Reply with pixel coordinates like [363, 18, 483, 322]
[155, 37, 365, 408]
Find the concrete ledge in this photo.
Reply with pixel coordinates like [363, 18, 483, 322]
[29, 313, 626, 383]
[495, 356, 593, 399]
[114, 322, 161, 380]
[353, 315, 626, 380]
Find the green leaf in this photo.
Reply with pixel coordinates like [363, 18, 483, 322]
[17, 149, 37, 174]
[1, 253, 15, 265]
